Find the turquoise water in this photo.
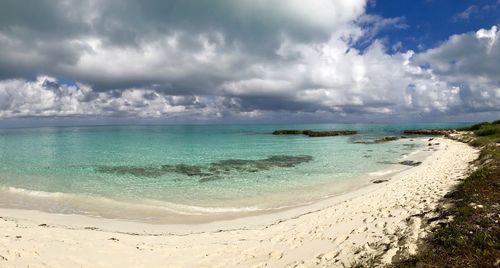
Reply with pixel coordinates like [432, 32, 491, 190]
[0, 123, 468, 221]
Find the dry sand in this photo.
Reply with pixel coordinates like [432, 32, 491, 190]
[0, 137, 478, 267]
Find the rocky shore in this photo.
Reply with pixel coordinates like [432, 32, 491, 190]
[403, 129, 457, 136]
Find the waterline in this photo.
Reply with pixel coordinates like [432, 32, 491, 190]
[0, 123, 465, 223]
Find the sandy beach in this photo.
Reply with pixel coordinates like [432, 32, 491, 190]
[0, 137, 478, 267]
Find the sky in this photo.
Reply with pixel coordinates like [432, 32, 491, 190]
[0, 0, 499, 126]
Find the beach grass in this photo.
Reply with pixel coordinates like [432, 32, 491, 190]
[388, 121, 500, 267]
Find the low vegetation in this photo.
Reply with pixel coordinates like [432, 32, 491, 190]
[390, 121, 500, 267]
[353, 121, 500, 267]
[460, 121, 500, 147]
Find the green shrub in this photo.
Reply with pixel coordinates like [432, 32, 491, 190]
[461, 121, 491, 131]
[476, 125, 499, 136]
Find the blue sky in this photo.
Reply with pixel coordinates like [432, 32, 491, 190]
[367, 0, 500, 51]
[0, 0, 498, 125]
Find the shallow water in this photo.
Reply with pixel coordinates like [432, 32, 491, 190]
[0, 123, 468, 222]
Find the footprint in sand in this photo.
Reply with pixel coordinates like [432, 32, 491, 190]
[316, 250, 340, 261]
[268, 251, 284, 260]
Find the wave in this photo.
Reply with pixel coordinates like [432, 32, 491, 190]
[0, 186, 270, 216]
[3, 186, 67, 198]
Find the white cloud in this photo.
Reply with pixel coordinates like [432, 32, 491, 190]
[415, 26, 500, 113]
[0, 77, 212, 118]
[0, 1, 498, 121]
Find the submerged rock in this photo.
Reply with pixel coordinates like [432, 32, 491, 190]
[198, 176, 224, 183]
[96, 166, 165, 177]
[403, 143, 417, 147]
[399, 160, 422, 167]
[375, 136, 399, 143]
[272, 130, 357, 137]
[96, 155, 314, 183]
[354, 136, 400, 144]
[265, 155, 313, 167]
[377, 161, 395, 165]
[160, 164, 210, 177]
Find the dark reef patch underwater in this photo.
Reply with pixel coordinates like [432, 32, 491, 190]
[96, 155, 313, 182]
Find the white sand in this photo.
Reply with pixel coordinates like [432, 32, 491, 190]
[0, 138, 478, 267]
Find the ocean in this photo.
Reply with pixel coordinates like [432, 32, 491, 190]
[0, 123, 468, 223]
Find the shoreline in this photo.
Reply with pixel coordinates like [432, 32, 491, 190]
[0, 139, 428, 228]
[0, 137, 478, 267]
[0, 138, 426, 225]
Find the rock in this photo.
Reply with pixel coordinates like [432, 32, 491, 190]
[403, 129, 456, 136]
[374, 136, 399, 143]
[98, 155, 313, 181]
[399, 160, 422, 166]
[198, 176, 223, 183]
[354, 136, 399, 144]
[304, 130, 357, 137]
[272, 130, 357, 137]
[373, 179, 389, 184]
[271, 130, 305, 135]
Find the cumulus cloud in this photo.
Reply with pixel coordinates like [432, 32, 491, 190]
[415, 26, 500, 113]
[0, 0, 498, 121]
[0, 0, 366, 86]
[0, 76, 220, 118]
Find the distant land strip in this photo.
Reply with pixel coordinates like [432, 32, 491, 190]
[272, 130, 357, 137]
